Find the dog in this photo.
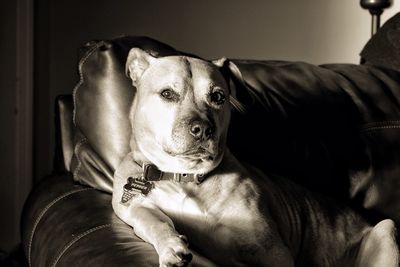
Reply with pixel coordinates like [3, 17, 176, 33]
[112, 48, 399, 267]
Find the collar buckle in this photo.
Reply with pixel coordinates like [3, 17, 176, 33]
[142, 164, 162, 181]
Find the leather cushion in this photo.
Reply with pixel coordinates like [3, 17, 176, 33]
[54, 95, 74, 172]
[21, 173, 160, 267]
[227, 61, 400, 222]
[360, 12, 400, 71]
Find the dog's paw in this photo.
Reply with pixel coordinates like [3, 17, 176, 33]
[159, 235, 192, 267]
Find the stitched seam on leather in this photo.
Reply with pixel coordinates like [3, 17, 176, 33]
[362, 120, 400, 128]
[72, 41, 106, 126]
[27, 187, 94, 267]
[73, 137, 87, 182]
[51, 224, 113, 267]
[361, 121, 400, 133]
[362, 125, 400, 132]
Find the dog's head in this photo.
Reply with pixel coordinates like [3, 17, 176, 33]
[126, 48, 231, 175]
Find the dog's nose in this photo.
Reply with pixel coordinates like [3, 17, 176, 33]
[189, 120, 214, 140]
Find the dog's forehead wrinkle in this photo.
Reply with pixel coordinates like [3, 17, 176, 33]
[155, 56, 223, 93]
[149, 57, 195, 96]
[182, 57, 193, 78]
[188, 59, 227, 92]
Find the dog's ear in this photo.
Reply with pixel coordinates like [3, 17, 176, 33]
[126, 48, 155, 86]
[212, 57, 228, 68]
[212, 57, 230, 89]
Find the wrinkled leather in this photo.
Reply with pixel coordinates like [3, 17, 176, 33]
[227, 60, 400, 222]
[70, 129, 114, 192]
[21, 173, 159, 267]
[361, 12, 400, 71]
[55, 95, 74, 172]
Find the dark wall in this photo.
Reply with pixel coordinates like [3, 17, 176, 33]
[0, 0, 19, 252]
[0, 0, 33, 252]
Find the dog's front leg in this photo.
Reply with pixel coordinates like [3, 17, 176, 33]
[130, 202, 193, 267]
[113, 197, 192, 267]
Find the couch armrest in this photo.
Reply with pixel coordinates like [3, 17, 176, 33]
[21, 173, 159, 267]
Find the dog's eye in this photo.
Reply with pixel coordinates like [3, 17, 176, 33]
[160, 89, 179, 101]
[209, 91, 226, 105]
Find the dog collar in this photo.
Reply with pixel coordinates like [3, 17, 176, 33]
[121, 161, 206, 200]
[133, 161, 206, 184]
[140, 163, 206, 184]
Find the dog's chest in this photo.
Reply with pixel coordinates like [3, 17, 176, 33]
[149, 180, 207, 218]
[148, 175, 268, 238]
[147, 176, 281, 264]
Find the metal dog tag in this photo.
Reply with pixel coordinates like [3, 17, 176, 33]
[130, 177, 154, 195]
[121, 177, 154, 205]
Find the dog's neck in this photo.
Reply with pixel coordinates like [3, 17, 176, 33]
[129, 141, 208, 184]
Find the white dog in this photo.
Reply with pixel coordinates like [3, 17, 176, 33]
[112, 48, 399, 267]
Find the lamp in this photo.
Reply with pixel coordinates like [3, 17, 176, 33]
[360, 0, 391, 36]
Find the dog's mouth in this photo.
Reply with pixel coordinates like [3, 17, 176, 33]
[165, 147, 218, 162]
[181, 148, 216, 161]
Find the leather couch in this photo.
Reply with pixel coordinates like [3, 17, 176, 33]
[22, 14, 400, 266]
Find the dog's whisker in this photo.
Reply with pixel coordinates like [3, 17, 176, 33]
[229, 96, 246, 114]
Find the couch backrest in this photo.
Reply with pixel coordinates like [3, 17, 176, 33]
[54, 95, 74, 173]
